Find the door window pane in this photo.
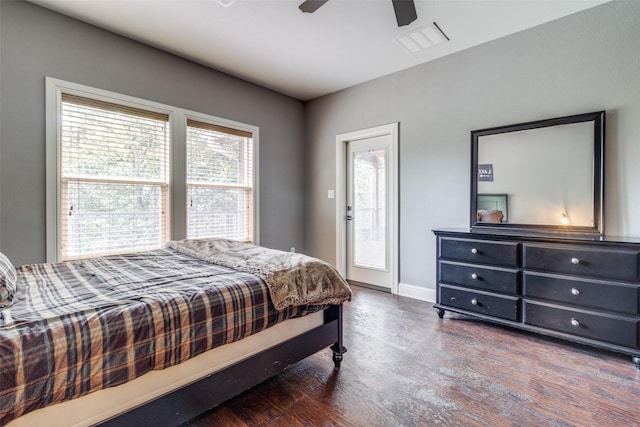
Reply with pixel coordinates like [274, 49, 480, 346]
[353, 149, 387, 269]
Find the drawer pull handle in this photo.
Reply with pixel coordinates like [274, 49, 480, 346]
[471, 273, 478, 280]
[571, 318, 580, 327]
[571, 288, 580, 296]
[471, 248, 478, 254]
[471, 298, 478, 306]
[571, 257, 580, 265]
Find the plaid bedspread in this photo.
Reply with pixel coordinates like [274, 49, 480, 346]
[0, 249, 321, 426]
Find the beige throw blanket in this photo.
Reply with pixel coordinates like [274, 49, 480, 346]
[167, 238, 352, 310]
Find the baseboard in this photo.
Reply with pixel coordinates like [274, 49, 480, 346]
[398, 282, 436, 303]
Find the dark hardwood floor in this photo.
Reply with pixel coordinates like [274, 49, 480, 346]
[185, 286, 640, 426]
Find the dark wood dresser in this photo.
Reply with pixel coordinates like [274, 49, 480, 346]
[433, 228, 640, 367]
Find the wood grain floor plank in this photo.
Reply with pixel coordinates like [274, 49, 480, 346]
[185, 286, 640, 426]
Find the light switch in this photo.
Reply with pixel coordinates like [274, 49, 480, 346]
[327, 189, 335, 199]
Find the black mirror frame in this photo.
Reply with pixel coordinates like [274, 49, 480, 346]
[470, 111, 605, 236]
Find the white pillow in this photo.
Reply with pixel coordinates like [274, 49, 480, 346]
[0, 252, 17, 308]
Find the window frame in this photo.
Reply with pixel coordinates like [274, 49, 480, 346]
[59, 93, 172, 260]
[185, 116, 255, 242]
[46, 77, 260, 262]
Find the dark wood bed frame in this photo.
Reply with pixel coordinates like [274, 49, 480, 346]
[100, 304, 346, 427]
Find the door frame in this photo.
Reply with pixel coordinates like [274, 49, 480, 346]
[335, 123, 399, 294]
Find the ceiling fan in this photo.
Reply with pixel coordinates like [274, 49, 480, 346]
[298, 0, 418, 27]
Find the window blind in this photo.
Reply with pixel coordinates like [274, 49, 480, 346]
[60, 94, 170, 260]
[186, 119, 254, 242]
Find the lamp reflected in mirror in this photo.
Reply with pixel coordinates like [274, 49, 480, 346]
[560, 212, 571, 225]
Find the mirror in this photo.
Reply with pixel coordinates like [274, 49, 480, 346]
[471, 111, 605, 235]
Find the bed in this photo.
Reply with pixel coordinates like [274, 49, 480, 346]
[0, 238, 351, 426]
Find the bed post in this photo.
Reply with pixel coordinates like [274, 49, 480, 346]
[327, 304, 347, 368]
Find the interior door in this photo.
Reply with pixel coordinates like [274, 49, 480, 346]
[346, 135, 392, 289]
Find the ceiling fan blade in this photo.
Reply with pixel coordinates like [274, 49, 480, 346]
[299, 0, 329, 14]
[391, 0, 417, 27]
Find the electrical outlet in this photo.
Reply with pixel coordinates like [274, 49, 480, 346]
[290, 247, 296, 253]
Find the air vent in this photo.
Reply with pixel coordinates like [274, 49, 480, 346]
[214, 0, 237, 7]
[397, 22, 449, 53]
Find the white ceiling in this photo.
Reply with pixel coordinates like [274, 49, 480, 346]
[30, 0, 609, 101]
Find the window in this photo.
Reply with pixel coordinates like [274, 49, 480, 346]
[186, 120, 254, 242]
[59, 94, 170, 260]
[46, 78, 259, 262]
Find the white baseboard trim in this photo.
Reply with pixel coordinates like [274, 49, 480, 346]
[398, 282, 436, 303]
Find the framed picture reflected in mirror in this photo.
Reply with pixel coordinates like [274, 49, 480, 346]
[477, 193, 507, 223]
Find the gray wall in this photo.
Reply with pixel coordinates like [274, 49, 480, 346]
[0, 1, 306, 265]
[3, 0, 640, 291]
[305, 0, 640, 292]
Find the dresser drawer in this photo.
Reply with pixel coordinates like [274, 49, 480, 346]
[523, 244, 640, 282]
[525, 302, 639, 348]
[440, 238, 519, 267]
[524, 272, 640, 315]
[440, 261, 520, 294]
[440, 285, 520, 322]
